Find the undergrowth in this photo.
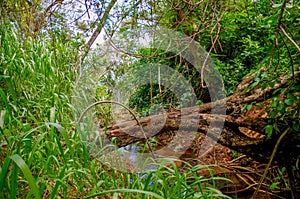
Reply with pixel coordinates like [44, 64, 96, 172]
[0, 20, 231, 198]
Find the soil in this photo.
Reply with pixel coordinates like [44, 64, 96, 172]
[98, 128, 290, 199]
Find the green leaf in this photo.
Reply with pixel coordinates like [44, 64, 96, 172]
[253, 72, 261, 82]
[265, 125, 273, 137]
[271, 97, 278, 108]
[9, 155, 41, 199]
[269, 82, 275, 88]
[292, 121, 299, 131]
[49, 166, 67, 199]
[231, 150, 238, 158]
[284, 99, 294, 106]
[272, 4, 282, 8]
[0, 158, 11, 198]
[196, 100, 203, 105]
[246, 103, 253, 110]
[273, 124, 280, 132]
[0, 89, 12, 119]
[46, 122, 71, 149]
[270, 182, 281, 190]
[262, 83, 268, 89]
[287, 93, 296, 100]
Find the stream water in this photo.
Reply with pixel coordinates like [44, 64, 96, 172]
[119, 144, 160, 171]
[120, 144, 141, 163]
[118, 144, 284, 199]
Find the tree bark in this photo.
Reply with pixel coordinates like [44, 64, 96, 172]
[104, 71, 299, 164]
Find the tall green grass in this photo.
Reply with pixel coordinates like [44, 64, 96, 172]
[0, 22, 77, 123]
[0, 21, 232, 198]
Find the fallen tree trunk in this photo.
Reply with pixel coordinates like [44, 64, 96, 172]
[105, 71, 299, 164]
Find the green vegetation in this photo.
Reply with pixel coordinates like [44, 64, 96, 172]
[0, 22, 231, 199]
[1, 0, 299, 198]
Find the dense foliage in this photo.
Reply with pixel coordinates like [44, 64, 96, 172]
[0, 0, 299, 198]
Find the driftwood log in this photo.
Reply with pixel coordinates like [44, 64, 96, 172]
[105, 71, 299, 164]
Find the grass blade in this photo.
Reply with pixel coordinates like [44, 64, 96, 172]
[85, 188, 165, 199]
[0, 158, 11, 199]
[9, 154, 41, 199]
[49, 165, 67, 199]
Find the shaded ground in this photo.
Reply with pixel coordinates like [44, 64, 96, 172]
[98, 128, 291, 199]
[87, 72, 299, 198]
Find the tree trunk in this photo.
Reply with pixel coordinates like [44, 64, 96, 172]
[105, 71, 299, 164]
